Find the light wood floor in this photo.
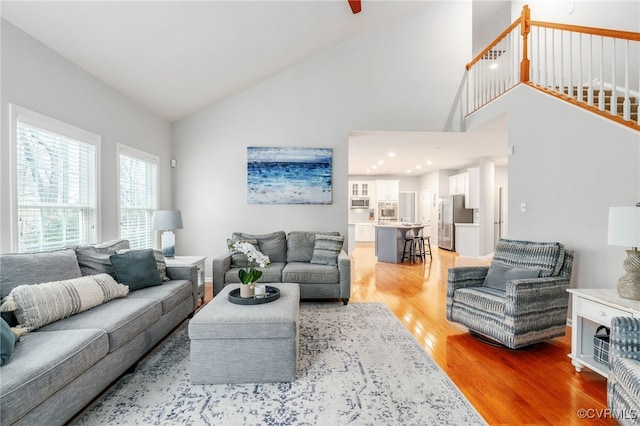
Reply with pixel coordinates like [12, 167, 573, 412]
[349, 242, 613, 426]
[205, 242, 614, 425]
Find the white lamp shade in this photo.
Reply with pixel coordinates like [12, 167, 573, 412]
[608, 207, 640, 248]
[153, 210, 183, 231]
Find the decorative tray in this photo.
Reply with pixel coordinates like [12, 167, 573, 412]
[228, 286, 280, 305]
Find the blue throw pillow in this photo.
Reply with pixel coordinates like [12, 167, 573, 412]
[1, 318, 16, 366]
[483, 262, 541, 292]
[110, 249, 162, 291]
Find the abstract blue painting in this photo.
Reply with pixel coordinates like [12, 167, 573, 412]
[247, 147, 332, 204]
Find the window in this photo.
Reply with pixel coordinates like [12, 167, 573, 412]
[12, 106, 99, 253]
[118, 145, 158, 249]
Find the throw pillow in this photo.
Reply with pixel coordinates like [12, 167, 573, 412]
[0, 248, 83, 327]
[286, 231, 340, 263]
[310, 234, 345, 266]
[117, 249, 170, 281]
[482, 262, 542, 292]
[227, 239, 259, 267]
[232, 231, 287, 263]
[110, 249, 163, 291]
[75, 239, 131, 278]
[0, 273, 128, 335]
[1, 318, 16, 366]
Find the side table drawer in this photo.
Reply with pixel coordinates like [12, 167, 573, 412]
[577, 297, 629, 325]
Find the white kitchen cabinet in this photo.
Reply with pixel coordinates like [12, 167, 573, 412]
[465, 168, 480, 209]
[455, 223, 479, 257]
[354, 223, 375, 242]
[448, 173, 467, 195]
[376, 180, 399, 202]
[350, 181, 372, 197]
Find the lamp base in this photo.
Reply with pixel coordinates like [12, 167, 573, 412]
[617, 249, 640, 301]
[161, 231, 176, 258]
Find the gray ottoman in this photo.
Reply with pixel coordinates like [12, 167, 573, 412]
[188, 283, 300, 384]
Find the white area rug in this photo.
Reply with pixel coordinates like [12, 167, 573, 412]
[72, 303, 486, 425]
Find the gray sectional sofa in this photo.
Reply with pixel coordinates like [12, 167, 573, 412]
[0, 240, 200, 426]
[212, 231, 351, 304]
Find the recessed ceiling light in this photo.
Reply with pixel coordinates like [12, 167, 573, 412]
[388, 152, 395, 158]
[406, 169, 412, 173]
[426, 160, 433, 165]
[416, 165, 422, 169]
[366, 169, 371, 173]
[378, 160, 384, 165]
[372, 165, 377, 169]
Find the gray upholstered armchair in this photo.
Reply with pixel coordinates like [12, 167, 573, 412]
[608, 317, 640, 425]
[446, 238, 574, 349]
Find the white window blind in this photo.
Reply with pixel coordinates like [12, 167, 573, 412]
[16, 116, 98, 252]
[119, 147, 158, 249]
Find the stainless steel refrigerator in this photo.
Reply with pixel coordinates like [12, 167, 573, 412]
[438, 194, 473, 251]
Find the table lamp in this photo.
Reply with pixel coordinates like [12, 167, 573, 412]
[153, 210, 183, 258]
[608, 204, 640, 300]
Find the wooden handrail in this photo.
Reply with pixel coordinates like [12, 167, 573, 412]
[467, 6, 640, 71]
[529, 20, 640, 41]
[465, 5, 640, 129]
[466, 19, 520, 71]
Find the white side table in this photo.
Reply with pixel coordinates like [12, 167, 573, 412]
[166, 256, 207, 302]
[567, 288, 640, 377]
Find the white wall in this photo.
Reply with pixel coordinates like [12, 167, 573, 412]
[172, 3, 473, 275]
[0, 20, 173, 252]
[511, 1, 640, 32]
[467, 84, 640, 290]
[472, 1, 511, 57]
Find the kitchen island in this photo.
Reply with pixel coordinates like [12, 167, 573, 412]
[375, 223, 425, 263]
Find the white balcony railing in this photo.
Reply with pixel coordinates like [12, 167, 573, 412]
[466, 6, 640, 130]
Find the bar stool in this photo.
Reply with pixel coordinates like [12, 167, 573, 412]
[414, 228, 432, 262]
[401, 229, 416, 262]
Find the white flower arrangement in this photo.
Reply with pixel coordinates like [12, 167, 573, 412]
[230, 241, 270, 284]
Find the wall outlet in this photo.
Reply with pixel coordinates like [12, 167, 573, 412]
[520, 202, 527, 213]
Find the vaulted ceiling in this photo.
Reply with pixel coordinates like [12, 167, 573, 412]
[1, 1, 508, 175]
[1, 0, 427, 123]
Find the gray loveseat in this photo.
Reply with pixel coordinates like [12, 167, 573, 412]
[212, 231, 351, 304]
[0, 240, 200, 426]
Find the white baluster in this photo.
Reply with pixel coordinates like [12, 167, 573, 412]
[568, 32, 573, 99]
[611, 38, 617, 116]
[599, 36, 605, 111]
[623, 40, 630, 121]
[535, 26, 540, 85]
[542, 28, 547, 88]
[560, 30, 564, 95]
[518, 28, 522, 84]
[552, 29, 556, 91]
[578, 33, 583, 103]
[588, 34, 593, 106]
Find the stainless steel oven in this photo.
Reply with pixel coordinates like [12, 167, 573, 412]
[378, 201, 398, 221]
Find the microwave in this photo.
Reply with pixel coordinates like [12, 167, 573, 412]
[350, 197, 370, 209]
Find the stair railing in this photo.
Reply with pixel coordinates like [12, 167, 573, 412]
[466, 5, 640, 130]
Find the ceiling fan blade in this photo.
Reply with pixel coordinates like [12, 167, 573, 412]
[348, 0, 362, 14]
